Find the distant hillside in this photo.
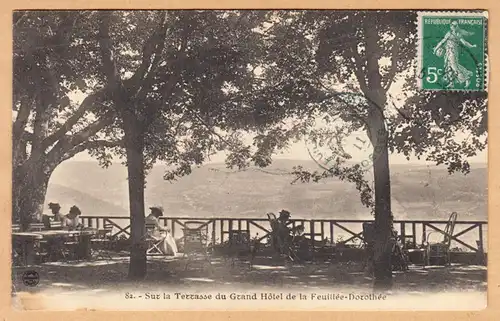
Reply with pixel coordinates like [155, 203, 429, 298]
[45, 159, 487, 221]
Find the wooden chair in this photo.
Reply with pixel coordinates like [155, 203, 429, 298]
[423, 212, 458, 266]
[28, 223, 45, 232]
[361, 222, 375, 273]
[42, 215, 52, 229]
[361, 222, 408, 272]
[91, 224, 114, 260]
[144, 223, 164, 256]
[182, 221, 212, 271]
[41, 234, 73, 262]
[391, 230, 409, 271]
[266, 213, 299, 262]
[50, 221, 63, 230]
[41, 215, 64, 230]
[226, 230, 256, 268]
[476, 240, 486, 265]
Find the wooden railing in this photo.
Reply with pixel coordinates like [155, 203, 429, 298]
[79, 216, 488, 253]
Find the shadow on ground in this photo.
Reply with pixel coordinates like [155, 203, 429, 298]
[12, 255, 487, 296]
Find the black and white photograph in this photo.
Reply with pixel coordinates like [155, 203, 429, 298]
[11, 9, 488, 310]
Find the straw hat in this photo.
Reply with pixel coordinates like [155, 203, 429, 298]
[150, 206, 164, 216]
[278, 209, 291, 220]
[48, 202, 61, 210]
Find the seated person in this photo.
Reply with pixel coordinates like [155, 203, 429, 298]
[145, 206, 178, 256]
[269, 209, 293, 254]
[48, 202, 65, 222]
[63, 205, 83, 230]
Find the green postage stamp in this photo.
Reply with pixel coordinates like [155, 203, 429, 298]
[417, 11, 488, 91]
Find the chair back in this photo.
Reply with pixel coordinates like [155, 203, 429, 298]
[267, 213, 279, 234]
[229, 230, 250, 245]
[51, 221, 63, 229]
[443, 212, 458, 247]
[103, 221, 114, 229]
[28, 222, 45, 231]
[145, 223, 157, 237]
[42, 215, 52, 228]
[362, 222, 376, 246]
[182, 221, 209, 253]
[95, 226, 113, 238]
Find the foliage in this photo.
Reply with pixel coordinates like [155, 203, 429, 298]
[95, 10, 269, 176]
[12, 10, 269, 224]
[225, 10, 487, 213]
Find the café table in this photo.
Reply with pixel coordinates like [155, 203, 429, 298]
[12, 228, 98, 264]
[35, 228, 98, 260]
[12, 232, 43, 266]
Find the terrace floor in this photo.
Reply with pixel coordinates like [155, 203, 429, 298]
[11, 253, 487, 311]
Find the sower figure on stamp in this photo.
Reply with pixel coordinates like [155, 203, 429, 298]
[433, 20, 477, 89]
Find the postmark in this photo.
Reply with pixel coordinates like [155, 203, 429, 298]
[417, 11, 488, 91]
[304, 92, 389, 173]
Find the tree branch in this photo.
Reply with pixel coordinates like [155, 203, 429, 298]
[383, 28, 403, 91]
[13, 98, 33, 140]
[98, 11, 123, 92]
[58, 139, 124, 164]
[45, 112, 115, 165]
[350, 48, 369, 94]
[363, 23, 383, 91]
[129, 11, 169, 94]
[41, 89, 107, 150]
[142, 33, 189, 129]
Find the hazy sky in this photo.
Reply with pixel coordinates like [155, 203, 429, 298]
[65, 44, 488, 167]
[71, 135, 487, 165]
[68, 85, 488, 166]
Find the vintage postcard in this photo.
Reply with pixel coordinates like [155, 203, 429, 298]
[8, 8, 490, 313]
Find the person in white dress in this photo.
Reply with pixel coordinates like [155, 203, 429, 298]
[145, 206, 178, 256]
[63, 205, 83, 230]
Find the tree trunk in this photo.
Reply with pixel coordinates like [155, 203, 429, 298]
[371, 125, 393, 291]
[123, 111, 147, 280]
[13, 165, 51, 231]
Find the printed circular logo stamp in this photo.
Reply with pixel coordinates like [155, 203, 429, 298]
[22, 270, 40, 287]
[417, 11, 488, 91]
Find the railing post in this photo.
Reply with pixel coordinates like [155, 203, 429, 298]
[320, 221, 325, 242]
[212, 220, 216, 245]
[422, 223, 427, 245]
[330, 222, 334, 245]
[400, 222, 406, 248]
[478, 223, 484, 253]
[220, 220, 224, 243]
[229, 219, 234, 244]
[412, 222, 416, 248]
[310, 220, 315, 249]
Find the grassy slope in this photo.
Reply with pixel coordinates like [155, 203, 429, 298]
[45, 160, 487, 221]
